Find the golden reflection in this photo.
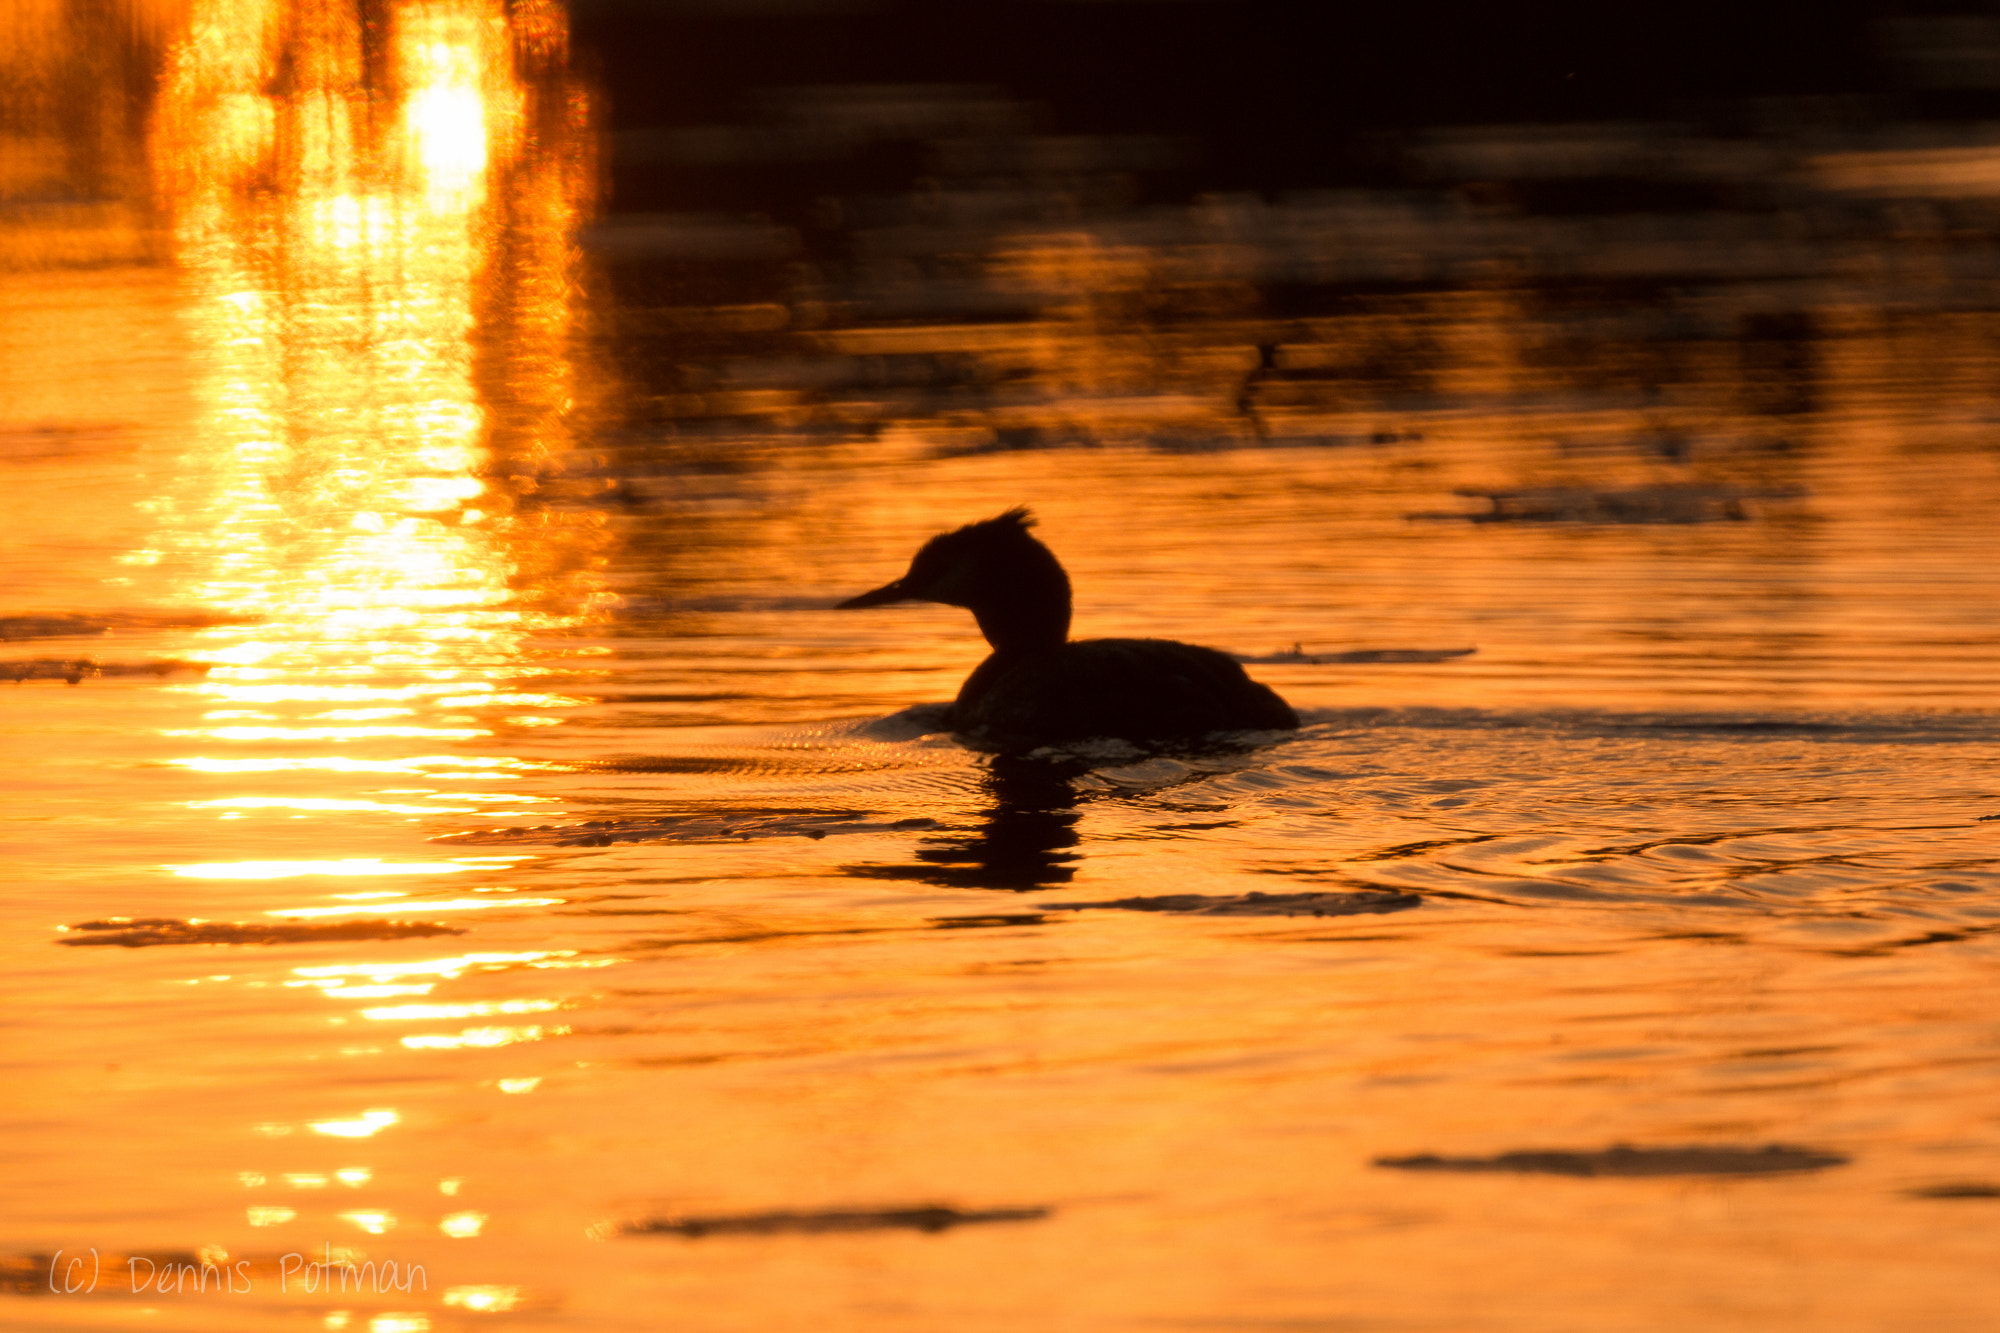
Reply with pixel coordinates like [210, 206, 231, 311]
[310, 1109, 400, 1138]
[294, 950, 579, 981]
[401, 1024, 563, 1048]
[170, 755, 523, 774]
[266, 894, 562, 916]
[302, 983, 437, 997]
[438, 1213, 487, 1238]
[169, 858, 474, 879]
[173, 725, 491, 741]
[288, 950, 601, 994]
[362, 999, 561, 1021]
[367, 1316, 430, 1333]
[192, 798, 492, 813]
[339, 1210, 395, 1235]
[145, 0, 603, 842]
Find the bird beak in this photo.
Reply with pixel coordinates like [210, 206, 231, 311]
[836, 579, 911, 609]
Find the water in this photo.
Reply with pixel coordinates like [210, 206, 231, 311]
[8, 4, 2000, 1330]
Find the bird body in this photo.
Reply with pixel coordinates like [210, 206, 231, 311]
[839, 509, 1298, 749]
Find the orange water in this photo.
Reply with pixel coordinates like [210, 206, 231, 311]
[6, 5, 2000, 1331]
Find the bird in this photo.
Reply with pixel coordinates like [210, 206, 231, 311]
[837, 508, 1298, 749]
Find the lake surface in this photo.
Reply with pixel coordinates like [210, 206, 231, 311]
[6, 4, 2000, 1330]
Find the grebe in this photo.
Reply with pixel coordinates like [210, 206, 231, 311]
[838, 508, 1298, 748]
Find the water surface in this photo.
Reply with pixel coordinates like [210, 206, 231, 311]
[6, 4, 2000, 1330]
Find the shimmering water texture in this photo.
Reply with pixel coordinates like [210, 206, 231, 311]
[8, 5, 2000, 1331]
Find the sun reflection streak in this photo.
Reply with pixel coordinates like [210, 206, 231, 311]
[125, 18, 597, 1300]
[170, 726, 489, 740]
[339, 1210, 396, 1235]
[310, 1109, 399, 1138]
[266, 896, 562, 916]
[401, 1024, 565, 1049]
[362, 1000, 562, 1021]
[293, 951, 584, 981]
[442, 1286, 520, 1312]
[438, 1212, 487, 1238]
[168, 756, 525, 774]
[188, 797, 510, 813]
[169, 859, 474, 879]
[146, 0, 603, 799]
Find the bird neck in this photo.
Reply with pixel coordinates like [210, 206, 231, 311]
[969, 590, 1070, 656]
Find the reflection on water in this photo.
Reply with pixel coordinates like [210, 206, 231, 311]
[143, 0, 602, 1292]
[9, 15, 2000, 1333]
[140, 0, 604, 896]
[153, 0, 598, 721]
[4, 4, 604, 1320]
[850, 754, 1085, 891]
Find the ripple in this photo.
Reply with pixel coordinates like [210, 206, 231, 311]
[1908, 1182, 2000, 1199]
[55, 917, 466, 947]
[1040, 890, 1421, 918]
[1, 656, 213, 683]
[1375, 1144, 1848, 1177]
[622, 1203, 1052, 1238]
[436, 812, 941, 847]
